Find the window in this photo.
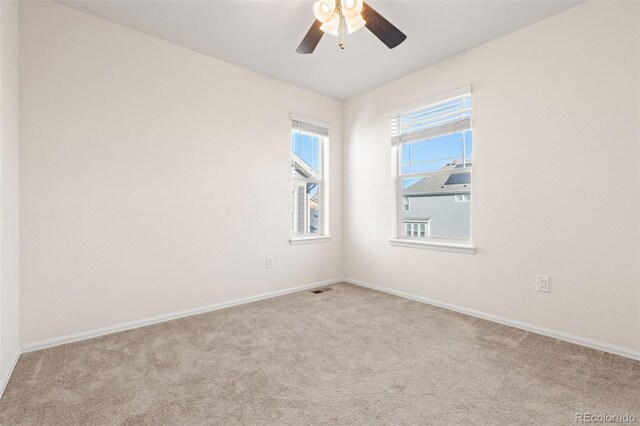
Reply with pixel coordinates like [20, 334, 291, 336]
[391, 87, 473, 243]
[291, 115, 329, 238]
[404, 221, 429, 238]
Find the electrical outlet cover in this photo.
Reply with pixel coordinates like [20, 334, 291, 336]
[536, 275, 550, 293]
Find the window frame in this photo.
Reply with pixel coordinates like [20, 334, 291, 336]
[390, 87, 475, 254]
[289, 115, 331, 244]
[403, 220, 430, 239]
[455, 193, 471, 203]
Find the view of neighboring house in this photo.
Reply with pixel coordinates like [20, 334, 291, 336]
[292, 152, 320, 234]
[403, 160, 471, 240]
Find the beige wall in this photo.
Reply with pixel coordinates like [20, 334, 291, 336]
[343, 1, 640, 354]
[0, 0, 20, 386]
[19, 1, 343, 345]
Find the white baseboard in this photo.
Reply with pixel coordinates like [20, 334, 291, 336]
[345, 278, 640, 362]
[21, 278, 343, 354]
[0, 348, 21, 398]
[15, 276, 639, 380]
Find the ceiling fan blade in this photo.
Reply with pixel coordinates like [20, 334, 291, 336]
[362, 2, 407, 49]
[296, 21, 324, 54]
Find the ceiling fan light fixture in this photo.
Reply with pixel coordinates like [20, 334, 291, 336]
[296, 1, 407, 54]
[320, 12, 340, 36]
[313, 0, 336, 23]
[341, 0, 364, 19]
[345, 14, 366, 33]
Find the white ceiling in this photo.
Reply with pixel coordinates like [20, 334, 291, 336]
[56, 1, 582, 100]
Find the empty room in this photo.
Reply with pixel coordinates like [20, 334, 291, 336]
[0, 0, 638, 424]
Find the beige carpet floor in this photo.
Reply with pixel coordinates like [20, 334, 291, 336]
[0, 283, 638, 425]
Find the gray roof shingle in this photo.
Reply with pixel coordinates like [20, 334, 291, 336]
[404, 161, 471, 196]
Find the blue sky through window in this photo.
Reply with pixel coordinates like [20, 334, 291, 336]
[402, 130, 472, 188]
[402, 130, 472, 174]
[292, 131, 320, 172]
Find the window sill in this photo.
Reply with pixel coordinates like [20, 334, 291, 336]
[289, 235, 332, 245]
[389, 238, 475, 254]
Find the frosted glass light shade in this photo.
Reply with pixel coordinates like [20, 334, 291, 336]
[345, 14, 366, 33]
[341, 0, 363, 19]
[313, 0, 336, 23]
[320, 13, 340, 36]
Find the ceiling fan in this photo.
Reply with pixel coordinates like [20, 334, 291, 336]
[296, 0, 407, 54]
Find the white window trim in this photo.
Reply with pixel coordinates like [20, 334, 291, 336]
[290, 115, 330, 241]
[390, 88, 475, 253]
[389, 238, 475, 254]
[290, 114, 331, 131]
[389, 85, 473, 117]
[289, 235, 332, 245]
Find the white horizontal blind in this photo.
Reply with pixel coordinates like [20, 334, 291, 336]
[290, 114, 330, 137]
[391, 92, 472, 145]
